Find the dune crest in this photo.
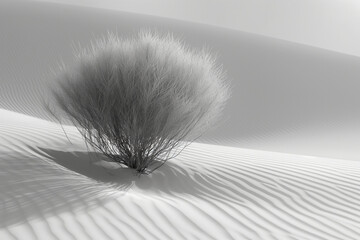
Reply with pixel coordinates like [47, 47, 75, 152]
[2, 1, 360, 159]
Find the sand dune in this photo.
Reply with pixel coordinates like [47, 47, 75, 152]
[2, 1, 360, 160]
[1, 110, 360, 239]
[1, 1, 360, 239]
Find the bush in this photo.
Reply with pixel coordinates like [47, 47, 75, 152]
[51, 30, 230, 174]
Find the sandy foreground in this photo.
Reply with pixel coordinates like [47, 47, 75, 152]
[1, 1, 360, 239]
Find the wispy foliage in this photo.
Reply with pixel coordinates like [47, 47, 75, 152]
[51, 30, 230, 174]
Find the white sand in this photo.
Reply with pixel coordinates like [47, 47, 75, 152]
[1, 109, 360, 239]
[1, 1, 360, 239]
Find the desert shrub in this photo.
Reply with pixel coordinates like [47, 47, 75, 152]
[50, 30, 230, 174]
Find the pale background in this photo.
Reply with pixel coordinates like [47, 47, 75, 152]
[32, 0, 360, 57]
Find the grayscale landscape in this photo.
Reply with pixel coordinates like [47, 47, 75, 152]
[1, 1, 360, 239]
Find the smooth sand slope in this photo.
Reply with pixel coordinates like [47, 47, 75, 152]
[1, 1, 360, 239]
[2, 1, 360, 160]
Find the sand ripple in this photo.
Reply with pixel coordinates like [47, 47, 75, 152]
[1, 110, 359, 239]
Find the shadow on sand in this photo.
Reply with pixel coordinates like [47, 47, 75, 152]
[36, 147, 213, 197]
[0, 145, 227, 229]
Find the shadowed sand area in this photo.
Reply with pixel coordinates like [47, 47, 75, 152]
[1, 110, 360, 239]
[1, 1, 360, 239]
